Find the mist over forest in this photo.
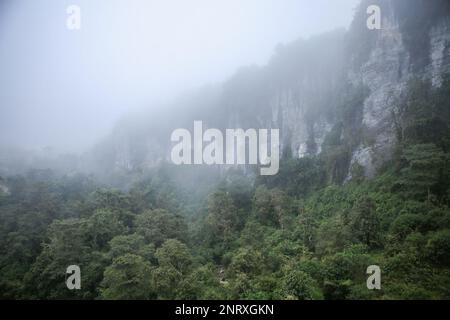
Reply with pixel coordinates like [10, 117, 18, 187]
[1, 0, 450, 301]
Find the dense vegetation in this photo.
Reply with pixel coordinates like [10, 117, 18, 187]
[1, 76, 450, 300]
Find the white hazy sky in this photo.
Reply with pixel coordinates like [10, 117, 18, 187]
[0, 0, 360, 152]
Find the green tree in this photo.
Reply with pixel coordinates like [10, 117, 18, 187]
[23, 218, 107, 299]
[398, 144, 449, 200]
[425, 229, 450, 267]
[155, 239, 193, 275]
[100, 254, 154, 300]
[177, 264, 225, 299]
[348, 197, 381, 248]
[135, 209, 188, 247]
[283, 270, 323, 300]
[87, 209, 126, 250]
[202, 191, 239, 259]
[108, 233, 156, 263]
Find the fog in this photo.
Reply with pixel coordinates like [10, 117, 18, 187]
[0, 0, 359, 153]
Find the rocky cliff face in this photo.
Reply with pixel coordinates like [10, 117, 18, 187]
[263, 0, 450, 180]
[344, 0, 450, 179]
[89, 0, 450, 183]
[267, 31, 344, 159]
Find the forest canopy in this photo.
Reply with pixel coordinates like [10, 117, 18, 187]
[1, 77, 450, 300]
